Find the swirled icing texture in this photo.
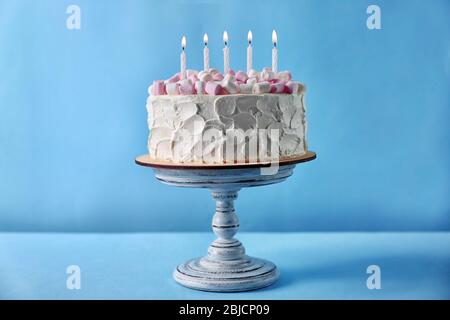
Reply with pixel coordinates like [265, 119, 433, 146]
[146, 94, 307, 163]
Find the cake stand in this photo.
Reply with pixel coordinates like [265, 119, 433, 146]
[135, 151, 316, 292]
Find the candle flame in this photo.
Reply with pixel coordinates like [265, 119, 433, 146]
[203, 33, 208, 46]
[223, 31, 228, 46]
[181, 36, 186, 50]
[248, 30, 252, 44]
[272, 30, 277, 46]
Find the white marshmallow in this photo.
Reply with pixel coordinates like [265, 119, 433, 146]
[223, 73, 236, 83]
[277, 71, 292, 82]
[222, 80, 239, 94]
[261, 69, 275, 81]
[166, 82, 180, 95]
[297, 83, 306, 94]
[246, 77, 258, 85]
[239, 83, 253, 94]
[195, 81, 205, 94]
[247, 69, 260, 80]
[252, 81, 271, 94]
[208, 68, 220, 76]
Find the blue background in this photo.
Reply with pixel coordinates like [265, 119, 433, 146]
[0, 0, 449, 232]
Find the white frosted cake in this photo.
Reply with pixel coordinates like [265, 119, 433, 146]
[146, 68, 308, 163]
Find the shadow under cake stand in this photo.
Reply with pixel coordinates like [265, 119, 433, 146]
[135, 151, 316, 292]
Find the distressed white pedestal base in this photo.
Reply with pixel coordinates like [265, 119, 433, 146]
[174, 256, 278, 292]
[135, 153, 316, 292]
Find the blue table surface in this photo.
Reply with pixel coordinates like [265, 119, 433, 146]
[0, 232, 449, 300]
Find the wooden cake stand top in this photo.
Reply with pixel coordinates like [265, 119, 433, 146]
[135, 151, 316, 170]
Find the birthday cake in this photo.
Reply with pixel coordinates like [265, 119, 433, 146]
[146, 31, 308, 164]
[146, 67, 307, 163]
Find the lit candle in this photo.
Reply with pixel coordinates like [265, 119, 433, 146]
[180, 36, 187, 79]
[203, 33, 209, 71]
[223, 31, 230, 74]
[247, 30, 253, 73]
[272, 30, 277, 73]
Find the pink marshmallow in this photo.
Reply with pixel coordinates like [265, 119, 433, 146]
[284, 85, 293, 94]
[270, 83, 285, 94]
[213, 73, 224, 81]
[286, 81, 306, 94]
[188, 74, 199, 83]
[236, 71, 249, 82]
[179, 79, 195, 95]
[228, 69, 236, 76]
[205, 81, 222, 95]
[195, 81, 205, 94]
[151, 80, 165, 95]
[286, 81, 297, 94]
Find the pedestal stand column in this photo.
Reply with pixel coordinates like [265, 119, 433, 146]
[173, 188, 279, 292]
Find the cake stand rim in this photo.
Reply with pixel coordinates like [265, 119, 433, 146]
[135, 151, 316, 170]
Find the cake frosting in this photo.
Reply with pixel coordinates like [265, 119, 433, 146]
[146, 68, 308, 163]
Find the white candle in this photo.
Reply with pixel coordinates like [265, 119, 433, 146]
[223, 31, 230, 74]
[272, 30, 278, 73]
[203, 33, 209, 71]
[180, 36, 186, 79]
[247, 30, 253, 73]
